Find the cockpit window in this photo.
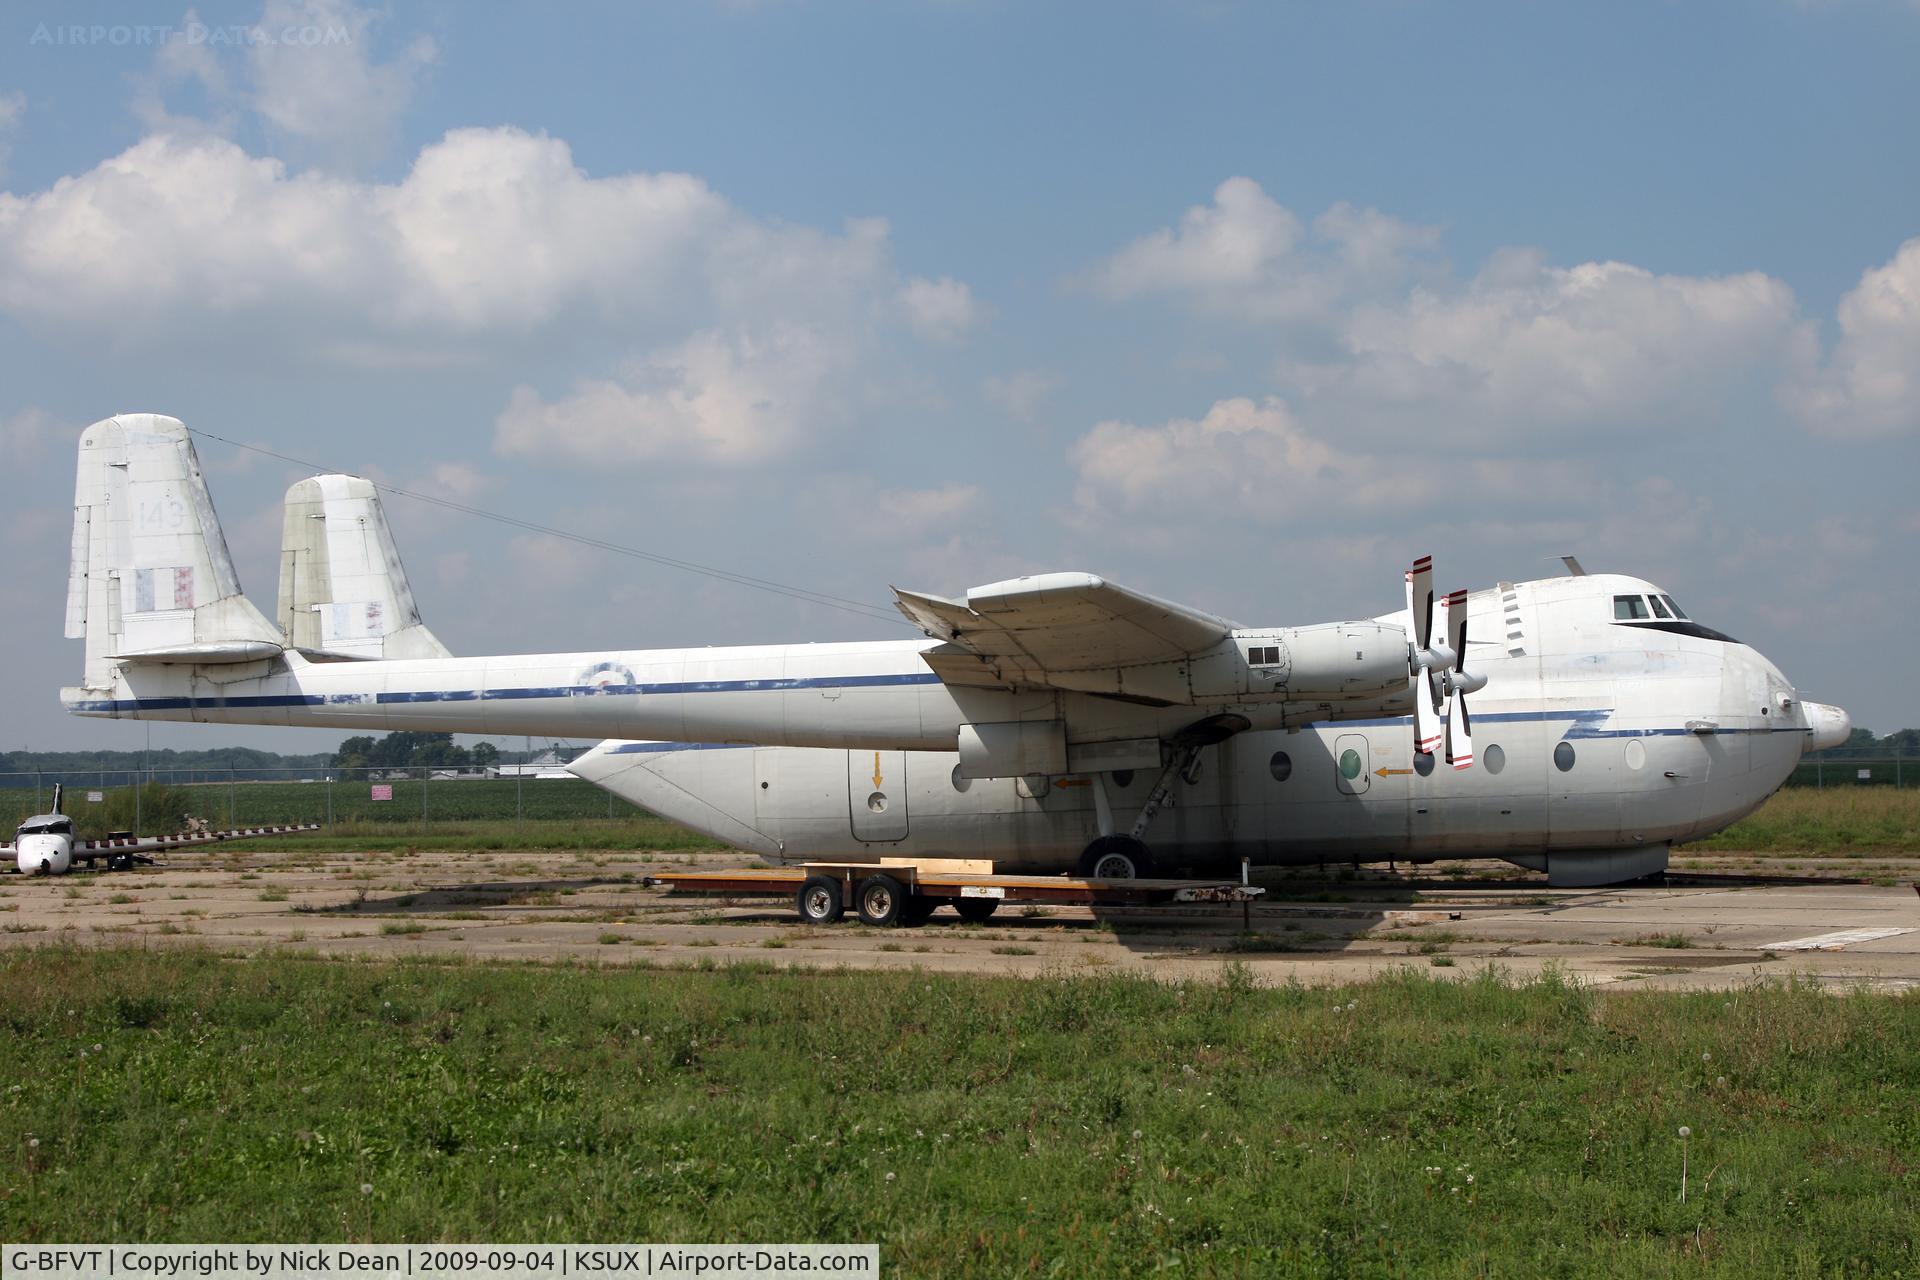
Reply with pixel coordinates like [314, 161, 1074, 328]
[1648, 595, 1673, 619]
[17, 817, 71, 837]
[1660, 594, 1689, 620]
[1613, 595, 1650, 621]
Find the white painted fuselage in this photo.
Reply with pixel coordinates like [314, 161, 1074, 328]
[562, 574, 1842, 885]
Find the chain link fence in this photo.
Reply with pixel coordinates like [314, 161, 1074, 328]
[1790, 756, 1916, 789]
[0, 766, 648, 833]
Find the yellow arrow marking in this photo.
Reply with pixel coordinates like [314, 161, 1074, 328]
[1375, 767, 1414, 777]
[872, 752, 884, 789]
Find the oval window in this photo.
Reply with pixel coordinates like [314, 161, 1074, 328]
[867, 792, 888, 813]
[1553, 742, 1575, 773]
[1483, 744, 1506, 775]
[1414, 752, 1435, 777]
[1269, 752, 1292, 783]
[1624, 739, 1647, 771]
[950, 764, 971, 793]
[1113, 769, 1135, 788]
[1339, 749, 1363, 780]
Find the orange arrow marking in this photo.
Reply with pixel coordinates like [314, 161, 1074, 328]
[872, 752, 884, 789]
[1375, 767, 1414, 777]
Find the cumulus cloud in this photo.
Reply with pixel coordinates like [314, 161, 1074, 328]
[1305, 248, 1802, 442]
[0, 125, 966, 362]
[897, 275, 982, 343]
[248, 0, 436, 169]
[871, 482, 980, 533]
[1070, 396, 1430, 523]
[983, 369, 1061, 422]
[1085, 178, 1440, 321]
[129, 1, 433, 168]
[1781, 236, 1920, 439]
[494, 326, 849, 466]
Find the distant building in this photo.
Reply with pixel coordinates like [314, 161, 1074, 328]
[495, 747, 581, 780]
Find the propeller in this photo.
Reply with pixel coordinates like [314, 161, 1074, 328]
[1404, 563, 1486, 768]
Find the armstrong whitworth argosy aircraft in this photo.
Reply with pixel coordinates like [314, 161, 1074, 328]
[60, 415, 1850, 887]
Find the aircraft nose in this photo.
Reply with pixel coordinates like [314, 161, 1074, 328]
[1802, 701, 1852, 753]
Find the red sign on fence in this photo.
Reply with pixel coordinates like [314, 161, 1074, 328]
[370, 784, 394, 801]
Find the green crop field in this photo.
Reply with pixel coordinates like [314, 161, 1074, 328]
[0, 947, 1914, 1275]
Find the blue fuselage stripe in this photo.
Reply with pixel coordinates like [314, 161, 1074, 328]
[65, 671, 944, 716]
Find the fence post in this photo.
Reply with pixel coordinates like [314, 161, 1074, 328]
[134, 772, 141, 836]
[326, 775, 334, 829]
[228, 770, 237, 829]
[422, 767, 429, 822]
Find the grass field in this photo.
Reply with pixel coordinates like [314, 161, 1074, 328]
[1685, 787, 1920, 855]
[0, 947, 1914, 1275]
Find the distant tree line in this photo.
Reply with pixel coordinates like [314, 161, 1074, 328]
[1, 746, 334, 778]
[331, 732, 500, 770]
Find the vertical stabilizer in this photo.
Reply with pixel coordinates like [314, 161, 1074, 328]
[66, 415, 285, 689]
[277, 475, 452, 659]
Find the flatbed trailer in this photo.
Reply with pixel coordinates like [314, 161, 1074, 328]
[643, 862, 1265, 927]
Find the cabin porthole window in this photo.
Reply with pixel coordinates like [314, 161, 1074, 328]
[1268, 751, 1292, 783]
[1553, 741, 1575, 772]
[1483, 743, 1506, 775]
[950, 765, 971, 793]
[1112, 769, 1134, 788]
[1338, 749, 1363, 781]
[1624, 739, 1647, 771]
[1414, 752, 1435, 777]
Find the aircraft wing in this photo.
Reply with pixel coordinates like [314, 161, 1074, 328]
[894, 572, 1238, 696]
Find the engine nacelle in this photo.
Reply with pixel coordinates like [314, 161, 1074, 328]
[1209, 621, 1410, 702]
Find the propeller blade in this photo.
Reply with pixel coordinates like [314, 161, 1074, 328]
[1444, 589, 1474, 768]
[1446, 588, 1469, 680]
[1408, 556, 1434, 653]
[1407, 556, 1440, 755]
[1416, 671, 1443, 755]
[1446, 693, 1474, 770]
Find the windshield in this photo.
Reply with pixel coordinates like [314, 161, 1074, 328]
[17, 817, 72, 837]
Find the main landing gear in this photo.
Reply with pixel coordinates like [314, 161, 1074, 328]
[1075, 742, 1206, 880]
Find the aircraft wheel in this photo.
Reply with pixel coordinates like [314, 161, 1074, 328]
[108, 853, 130, 872]
[953, 897, 999, 924]
[38, 859, 52, 876]
[1077, 836, 1154, 881]
[795, 875, 844, 925]
[855, 874, 908, 927]
[898, 897, 937, 928]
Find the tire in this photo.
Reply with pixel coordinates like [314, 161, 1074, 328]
[953, 897, 999, 924]
[1077, 835, 1155, 881]
[795, 874, 844, 925]
[898, 896, 937, 928]
[855, 873, 908, 927]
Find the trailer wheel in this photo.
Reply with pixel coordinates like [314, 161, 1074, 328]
[856, 874, 908, 927]
[108, 853, 131, 872]
[898, 896, 936, 927]
[1078, 835, 1154, 880]
[953, 897, 998, 923]
[796, 875, 844, 925]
